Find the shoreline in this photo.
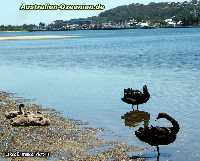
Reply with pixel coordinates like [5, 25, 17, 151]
[0, 31, 26, 32]
[0, 35, 79, 41]
[0, 91, 141, 160]
[0, 25, 199, 33]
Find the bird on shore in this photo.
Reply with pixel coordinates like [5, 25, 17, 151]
[10, 108, 50, 126]
[121, 85, 150, 110]
[11, 115, 50, 126]
[5, 104, 24, 119]
[135, 112, 180, 156]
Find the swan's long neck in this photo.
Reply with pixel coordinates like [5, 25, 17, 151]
[162, 114, 180, 134]
[143, 87, 150, 102]
[18, 106, 23, 114]
[143, 86, 150, 96]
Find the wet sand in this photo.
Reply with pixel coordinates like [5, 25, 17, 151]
[0, 91, 141, 161]
[0, 35, 79, 41]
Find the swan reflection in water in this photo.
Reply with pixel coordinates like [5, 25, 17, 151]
[121, 110, 150, 128]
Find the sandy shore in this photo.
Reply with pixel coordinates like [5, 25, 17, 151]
[0, 91, 141, 161]
[0, 35, 79, 41]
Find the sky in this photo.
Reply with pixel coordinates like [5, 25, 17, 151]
[0, 0, 186, 25]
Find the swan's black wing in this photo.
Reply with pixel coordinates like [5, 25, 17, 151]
[121, 97, 137, 105]
[124, 89, 143, 98]
[135, 126, 176, 146]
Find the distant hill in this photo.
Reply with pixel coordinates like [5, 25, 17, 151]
[1, 1, 200, 31]
[88, 1, 200, 25]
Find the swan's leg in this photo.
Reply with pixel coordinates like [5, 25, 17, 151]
[131, 105, 134, 110]
[157, 154, 160, 161]
[137, 105, 138, 110]
[157, 146, 160, 156]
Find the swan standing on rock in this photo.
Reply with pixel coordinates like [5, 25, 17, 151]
[121, 85, 150, 110]
[135, 113, 180, 156]
[5, 104, 24, 119]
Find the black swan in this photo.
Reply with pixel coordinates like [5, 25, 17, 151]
[121, 110, 150, 128]
[5, 104, 24, 119]
[121, 85, 150, 110]
[135, 112, 180, 156]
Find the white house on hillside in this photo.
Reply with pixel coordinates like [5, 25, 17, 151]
[164, 18, 176, 27]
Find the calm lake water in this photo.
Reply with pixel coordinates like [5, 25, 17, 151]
[0, 28, 200, 161]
